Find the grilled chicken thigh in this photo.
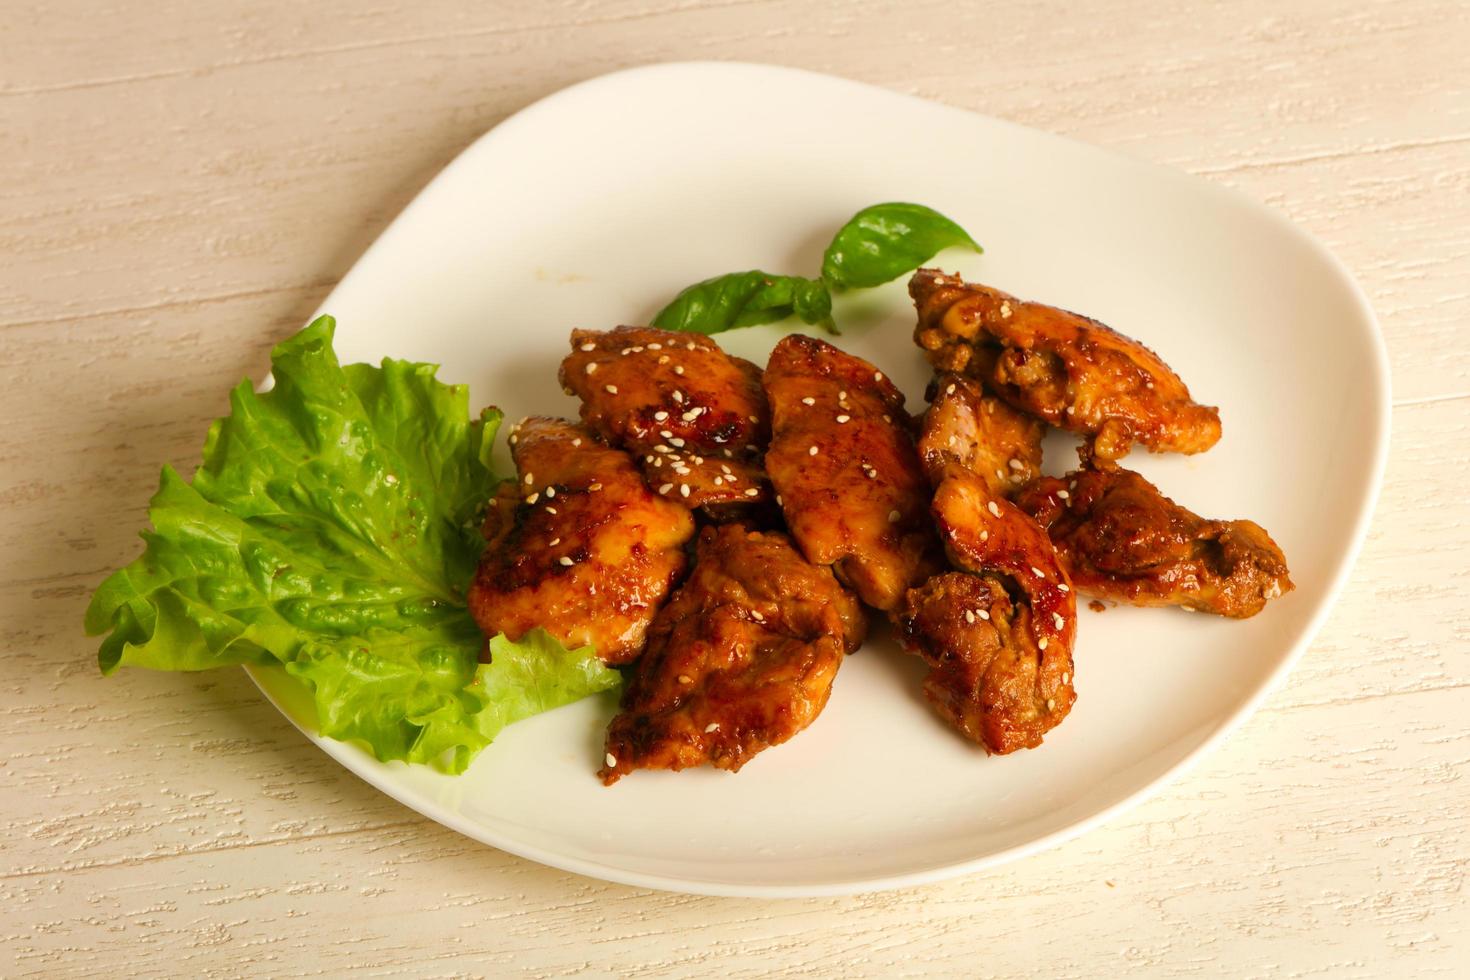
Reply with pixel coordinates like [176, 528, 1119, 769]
[893, 471, 1078, 753]
[917, 373, 1045, 496]
[910, 269, 1221, 460]
[600, 525, 866, 783]
[763, 334, 941, 611]
[1015, 462, 1292, 618]
[467, 417, 695, 665]
[559, 326, 773, 512]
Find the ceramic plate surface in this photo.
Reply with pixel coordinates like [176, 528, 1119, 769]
[247, 61, 1389, 897]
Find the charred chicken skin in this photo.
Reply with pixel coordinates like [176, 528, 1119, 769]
[1014, 462, 1293, 618]
[910, 269, 1221, 461]
[763, 333, 942, 611]
[600, 525, 866, 784]
[559, 326, 773, 512]
[467, 417, 695, 665]
[893, 471, 1078, 753]
[918, 373, 1045, 496]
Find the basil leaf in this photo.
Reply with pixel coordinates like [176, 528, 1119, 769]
[652, 270, 835, 334]
[821, 202, 982, 290]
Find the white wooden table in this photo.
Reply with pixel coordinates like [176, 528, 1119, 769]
[4, 2, 1467, 974]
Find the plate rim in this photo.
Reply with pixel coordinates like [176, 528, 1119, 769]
[246, 59, 1393, 898]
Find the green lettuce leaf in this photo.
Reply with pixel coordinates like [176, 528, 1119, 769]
[85, 316, 620, 773]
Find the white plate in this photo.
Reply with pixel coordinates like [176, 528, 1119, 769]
[247, 61, 1389, 897]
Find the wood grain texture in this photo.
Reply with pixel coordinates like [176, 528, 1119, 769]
[3, 1, 1467, 975]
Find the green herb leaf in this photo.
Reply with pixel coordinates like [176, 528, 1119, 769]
[652, 270, 835, 334]
[820, 202, 982, 290]
[85, 316, 619, 773]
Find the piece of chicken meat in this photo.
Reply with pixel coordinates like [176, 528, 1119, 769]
[600, 524, 866, 784]
[910, 269, 1221, 460]
[467, 417, 695, 665]
[1014, 461, 1292, 618]
[894, 471, 1077, 753]
[763, 333, 941, 611]
[917, 373, 1045, 496]
[559, 326, 773, 512]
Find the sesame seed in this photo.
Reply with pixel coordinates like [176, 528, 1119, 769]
[648, 342, 662, 350]
[713, 477, 723, 486]
[720, 464, 732, 474]
[979, 530, 989, 541]
[674, 365, 685, 375]
[549, 537, 561, 546]
[605, 753, 617, 768]
[1057, 490, 1070, 500]
[1058, 583, 1070, 593]
[1065, 405, 1075, 415]
[571, 438, 582, 448]
[948, 435, 957, 447]
[1032, 566, 1044, 578]
[809, 445, 819, 456]
[978, 609, 990, 620]
[945, 383, 956, 395]
[865, 468, 877, 479]
[660, 429, 674, 439]
[1062, 672, 1071, 684]
[882, 414, 892, 423]
[589, 483, 602, 491]
[654, 445, 671, 454]
[744, 488, 759, 497]
[654, 411, 669, 421]
[678, 675, 692, 684]
[545, 486, 556, 498]
[1053, 613, 1065, 630]
[987, 501, 1002, 518]
[1038, 638, 1049, 650]
[1000, 301, 1012, 318]
[620, 348, 632, 356]
[839, 390, 848, 400]
[545, 506, 557, 514]
[680, 484, 690, 497]
[669, 437, 686, 447]
[874, 372, 883, 382]
[659, 483, 673, 494]
[1046, 698, 1055, 710]
[509, 435, 518, 445]
[584, 362, 598, 375]
[995, 469, 1005, 479]
[802, 397, 816, 406]
[605, 384, 618, 394]
[776, 495, 783, 506]
[524, 493, 539, 504]
[672, 391, 684, 404]
[645, 454, 655, 463]
[837, 414, 851, 423]
[658, 355, 670, 364]
[748, 415, 758, 423]
[888, 509, 901, 522]
[681, 410, 699, 421]
[562, 387, 573, 396]
[686, 341, 696, 350]
[692, 455, 704, 464]
[559, 556, 573, 566]
[1008, 458, 1024, 471]
[705, 723, 720, 733]
[524, 473, 534, 484]
[751, 611, 764, 622]
[580, 342, 596, 351]
[964, 610, 976, 624]
[1145, 381, 1154, 389]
